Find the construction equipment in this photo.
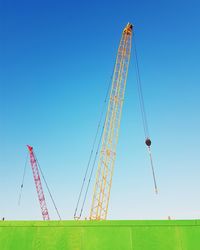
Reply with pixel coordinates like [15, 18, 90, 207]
[27, 145, 50, 220]
[74, 23, 158, 220]
[89, 23, 133, 220]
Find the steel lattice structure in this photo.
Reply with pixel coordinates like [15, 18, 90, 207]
[27, 145, 50, 220]
[90, 23, 133, 220]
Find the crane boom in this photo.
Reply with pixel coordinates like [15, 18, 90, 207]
[27, 145, 50, 220]
[90, 23, 133, 220]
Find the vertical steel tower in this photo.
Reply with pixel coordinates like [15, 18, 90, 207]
[90, 23, 133, 220]
[27, 145, 50, 220]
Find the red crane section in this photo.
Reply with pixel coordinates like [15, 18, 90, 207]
[27, 145, 50, 220]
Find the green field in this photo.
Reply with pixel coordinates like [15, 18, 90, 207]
[0, 220, 200, 250]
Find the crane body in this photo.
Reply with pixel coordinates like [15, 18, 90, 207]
[27, 145, 50, 220]
[90, 23, 133, 220]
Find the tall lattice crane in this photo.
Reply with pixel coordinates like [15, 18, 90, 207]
[27, 145, 50, 220]
[89, 23, 133, 220]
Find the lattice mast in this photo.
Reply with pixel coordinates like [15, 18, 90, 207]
[27, 145, 50, 220]
[90, 23, 133, 220]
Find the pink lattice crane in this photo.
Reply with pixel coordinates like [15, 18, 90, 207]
[27, 145, 50, 220]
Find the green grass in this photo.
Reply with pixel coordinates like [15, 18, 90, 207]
[0, 220, 200, 249]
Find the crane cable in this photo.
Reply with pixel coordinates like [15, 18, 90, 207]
[35, 155, 62, 220]
[73, 109, 104, 220]
[74, 70, 113, 220]
[76, 121, 105, 219]
[132, 33, 158, 194]
[18, 152, 29, 206]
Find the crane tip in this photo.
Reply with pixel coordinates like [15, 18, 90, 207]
[27, 145, 33, 152]
[123, 23, 133, 34]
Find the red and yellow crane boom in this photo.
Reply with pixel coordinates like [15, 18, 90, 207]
[89, 23, 133, 220]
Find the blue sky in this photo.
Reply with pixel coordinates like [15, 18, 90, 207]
[0, 0, 200, 220]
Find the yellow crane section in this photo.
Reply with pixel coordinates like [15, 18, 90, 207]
[90, 23, 133, 220]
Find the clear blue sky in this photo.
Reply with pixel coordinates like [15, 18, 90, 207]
[0, 0, 200, 220]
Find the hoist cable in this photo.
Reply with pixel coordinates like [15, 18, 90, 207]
[132, 33, 158, 194]
[147, 146, 158, 194]
[74, 69, 113, 219]
[73, 101, 106, 219]
[18, 152, 29, 206]
[133, 34, 149, 138]
[35, 156, 62, 220]
[78, 121, 105, 219]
